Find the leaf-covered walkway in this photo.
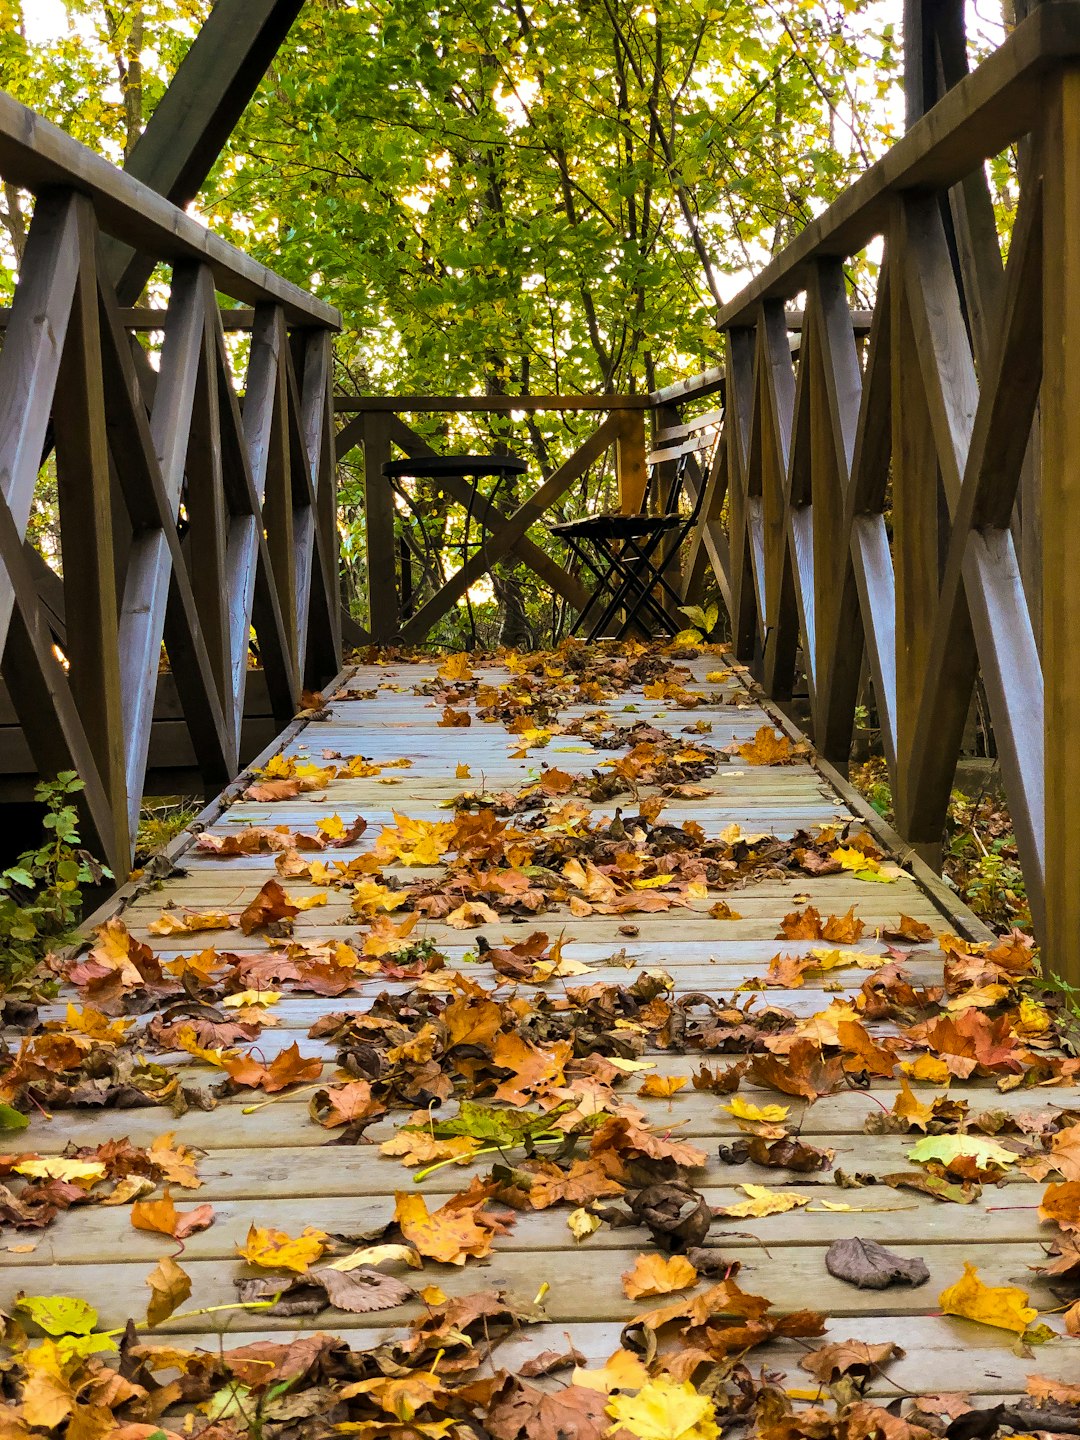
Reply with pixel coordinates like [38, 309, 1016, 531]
[2, 646, 1079, 1435]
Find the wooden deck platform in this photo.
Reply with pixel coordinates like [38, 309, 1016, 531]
[3, 648, 1077, 1422]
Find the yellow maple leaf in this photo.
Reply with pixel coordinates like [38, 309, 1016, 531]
[236, 1224, 328, 1274]
[638, 1075, 688, 1098]
[292, 892, 328, 911]
[13, 1158, 106, 1188]
[148, 909, 233, 935]
[1014, 995, 1052, 1036]
[622, 1252, 698, 1300]
[808, 947, 889, 972]
[607, 1378, 720, 1440]
[901, 1054, 953, 1085]
[438, 652, 475, 682]
[317, 814, 347, 840]
[379, 1133, 480, 1167]
[173, 1026, 231, 1068]
[938, 1262, 1038, 1335]
[20, 1359, 76, 1428]
[574, 1349, 651, 1393]
[376, 814, 456, 866]
[445, 900, 500, 929]
[149, 1132, 202, 1189]
[351, 880, 411, 917]
[392, 1191, 496, 1265]
[831, 845, 883, 874]
[568, 1208, 602, 1242]
[722, 1097, 790, 1123]
[59, 1005, 133, 1044]
[363, 912, 420, 956]
[222, 990, 282, 1009]
[717, 1184, 811, 1218]
[737, 726, 794, 766]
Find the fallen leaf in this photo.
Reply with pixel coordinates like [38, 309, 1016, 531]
[907, 1134, 1016, 1173]
[638, 1075, 688, 1099]
[393, 1189, 504, 1265]
[131, 1192, 215, 1240]
[825, 1237, 930, 1290]
[220, 1041, 322, 1093]
[938, 1261, 1037, 1334]
[721, 1097, 790, 1124]
[573, 1349, 651, 1393]
[13, 1158, 105, 1188]
[716, 1184, 811, 1219]
[1039, 1180, 1080, 1232]
[145, 1255, 191, 1327]
[622, 1253, 698, 1300]
[800, 1339, 904, 1383]
[607, 1377, 720, 1440]
[568, 1208, 601, 1242]
[16, 1295, 98, 1336]
[236, 1224, 329, 1273]
[237, 1265, 413, 1315]
[737, 726, 794, 766]
[238, 879, 300, 935]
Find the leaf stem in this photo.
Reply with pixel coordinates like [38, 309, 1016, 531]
[412, 1131, 563, 1183]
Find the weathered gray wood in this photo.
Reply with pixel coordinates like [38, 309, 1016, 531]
[117, 264, 232, 834]
[1040, 66, 1080, 982]
[0, 1243, 1057, 1335]
[51, 195, 129, 860]
[0, 86, 338, 324]
[0, 191, 81, 659]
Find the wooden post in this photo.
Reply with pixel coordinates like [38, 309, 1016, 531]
[615, 409, 647, 515]
[1040, 67, 1080, 981]
[52, 197, 128, 861]
[890, 206, 942, 853]
[362, 413, 399, 641]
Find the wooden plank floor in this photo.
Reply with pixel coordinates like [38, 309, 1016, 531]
[3, 650, 1077, 1410]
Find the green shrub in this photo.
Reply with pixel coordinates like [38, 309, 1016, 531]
[0, 771, 111, 989]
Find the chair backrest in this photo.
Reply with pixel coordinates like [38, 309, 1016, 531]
[640, 409, 723, 518]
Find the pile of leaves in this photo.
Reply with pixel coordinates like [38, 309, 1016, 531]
[0, 643, 1077, 1438]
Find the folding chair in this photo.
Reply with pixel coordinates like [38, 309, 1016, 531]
[550, 417, 721, 640]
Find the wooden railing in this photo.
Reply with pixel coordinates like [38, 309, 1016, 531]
[345, 6, 1080, 980]
[0, 89, 342, 874]
[659, 0, 1080, 972]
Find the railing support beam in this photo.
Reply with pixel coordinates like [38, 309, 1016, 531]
[1040, 65, 1080, 983]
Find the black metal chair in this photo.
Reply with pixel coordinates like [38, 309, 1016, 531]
[382, 455, 527, 620]
[549, 420, 720, 640]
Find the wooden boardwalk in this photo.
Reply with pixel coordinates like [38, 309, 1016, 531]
[4, 648, 1078, 1418]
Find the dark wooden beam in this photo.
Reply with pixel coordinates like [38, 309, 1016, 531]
[0, 306, 257, 331]
[103, 0, 307, 304]
[0, 88, 338, 324]
[904, 0, 968, 127]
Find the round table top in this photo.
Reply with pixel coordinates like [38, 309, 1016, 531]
[382, 454, 527, 480]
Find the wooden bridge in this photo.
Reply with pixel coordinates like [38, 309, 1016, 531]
[1, 1, 1080, 1431]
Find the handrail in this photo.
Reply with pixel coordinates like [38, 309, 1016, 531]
[0, 87, 342, 877]
[0, 88, 339, 327]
